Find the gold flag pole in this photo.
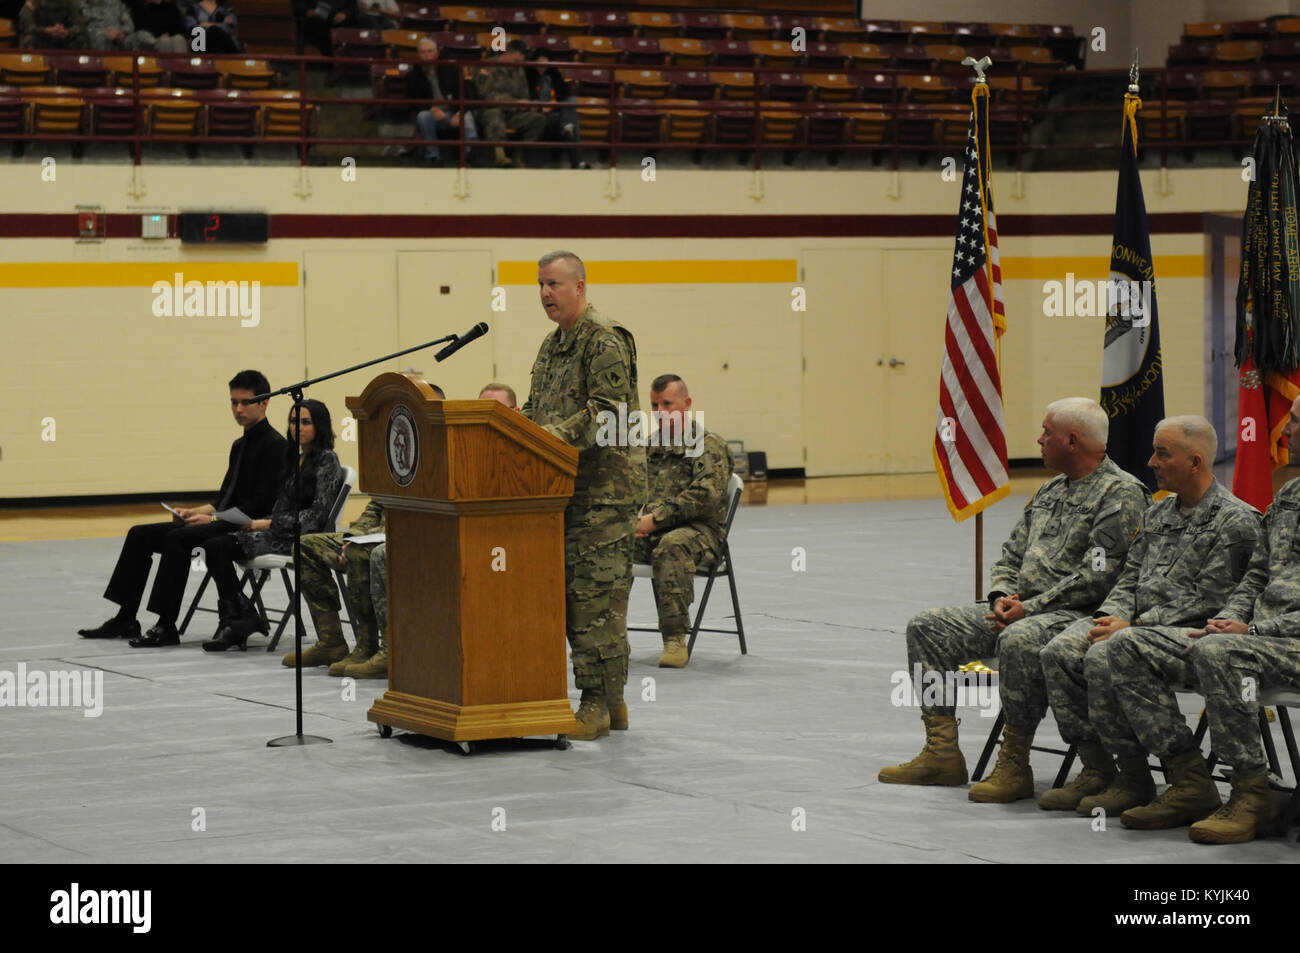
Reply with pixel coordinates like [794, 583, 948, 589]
[962, 52, 993, 601]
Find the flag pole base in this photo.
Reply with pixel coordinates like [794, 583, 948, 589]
[268, 734, 333, 747]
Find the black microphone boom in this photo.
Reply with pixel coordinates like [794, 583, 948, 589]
[435, 322, 490, 362]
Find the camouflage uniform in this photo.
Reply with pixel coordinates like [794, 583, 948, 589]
[370, 541, 388, 648]
[1041, 482, 1261, 759]
[82, 0, 148, 50]
[633, 424, 732, 639]
[1190, 478, 1300, 771]
[522, 303, 646, 699]
[907, 457, 1149, 724]
[298, 498, 385, 635]
[476, 59, 548, 147]
[19, 0, 87, 47]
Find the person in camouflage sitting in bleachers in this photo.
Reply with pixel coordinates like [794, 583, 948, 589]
[20, 0, 86, 47]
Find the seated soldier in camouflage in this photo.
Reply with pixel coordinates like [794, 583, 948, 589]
[1040, 416, 1262, 822]
[19, 0, 87, 47]
[282, 497, 385, 675]
[634, 374, 733, 668]
[475, 40, 548, 167]
[1185, 404, 1300, 843]
[879, 398, 1150, 800]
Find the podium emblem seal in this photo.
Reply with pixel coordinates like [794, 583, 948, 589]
[386, 403, 419, 487]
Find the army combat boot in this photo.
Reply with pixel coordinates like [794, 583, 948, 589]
[345, 618, 389, 679]
[571, 689, 610, 741]
[1121, 749, 1222, 829]
[1076, 755, 1155, 816]
[282, 605, 349, 668]
[330, 618, 376, 677]
[968, 723, 1035, 803]
[878, 713, 968, 785]
[1039, 741, 1116, 811]
[1189, 769, 1275, 844]
[658, 634, 689, 668]
[606, 657, 628, 731]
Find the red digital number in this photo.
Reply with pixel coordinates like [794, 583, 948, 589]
[204, 214, 221, 242]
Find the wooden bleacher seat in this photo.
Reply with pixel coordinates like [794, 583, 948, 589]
[496, 9, 541, 34]
[104, 55, 162, 88]
[1184, 22, 1229, 40]
[0, 53, 50, 87]
[615, 37, 664, 67]
[1214, 40, 1263, 64]
[990, 22, 1036, 45]
[988, 74, 1044, 108]
[615, 68, 668, 99]
[216, 58, 275, 90]
[617, 98, 662, 144]
[573, 96, 608, 142]
[166, 56, 220, 91]
[251, 88, 316, 137]
[814, 17, 867, 43]
[1202, 68, 1251, 99]
[840, 42, 889, 68]
[1228, 20, 1273, 40]
[83, 86, 135, 136]
[398, 4, 443, 31]
[438, 6, 495, 32]
[1008, 45, 1063, 77]
[536, 9, 588, 35]
[23, 85, 83, 136]
[890, 44, 933, 71]
[763, 71, 809, 102]
[629, 11, 680, 38]
[925, 43, 969, 71]
[712, 70, 758, 100]
[659, 38, 709, 68]
[588, 10, 629, 36]
[749, 39, 802, 68]
[1167, 42, 1216, 67]
[0, 17, 15, 49]
[660, 98, 706, 143]
[949, 21, 995, 46]
[569, 35, 620, 64]
[200, 88, 259, 139]
[899, 73, 953, 104]
[804, 42, 846, 69]
[809, 72, 857, 102]
[706, 39, 754, 68]
[142, 87, 200, 136]
[679, 13, 727, 41]
[382, 29, 424, 58]
[663, 68, 712, 99]
[721, 14, 771, 41]
[48, 54, 107, 88]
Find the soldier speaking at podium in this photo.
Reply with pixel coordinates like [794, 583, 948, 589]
[522, 250, 647, 740]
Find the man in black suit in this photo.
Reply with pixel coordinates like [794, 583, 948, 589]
[79, 370, 288, 648]
[406, 36, 477, 166]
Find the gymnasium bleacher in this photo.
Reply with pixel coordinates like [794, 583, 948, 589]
[0, 8, 1296, 166]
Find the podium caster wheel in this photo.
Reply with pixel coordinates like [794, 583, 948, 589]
[378, 725, 392, 738]
[457, 741, 476, 755]
[554, 734, 570, 750]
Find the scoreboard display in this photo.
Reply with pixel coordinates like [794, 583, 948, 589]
[178, 212, 269, 244]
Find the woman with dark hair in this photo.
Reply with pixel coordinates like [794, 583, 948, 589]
[201, 400, 344, 652]
[187, 0, 242, 53]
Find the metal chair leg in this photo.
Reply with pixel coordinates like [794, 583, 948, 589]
[971, 710, 1005, 783]
[178, 570, 213, 634]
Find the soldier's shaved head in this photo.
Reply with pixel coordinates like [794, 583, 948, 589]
[538, 250, 585, 281]
[1155, 415, 1218, 464]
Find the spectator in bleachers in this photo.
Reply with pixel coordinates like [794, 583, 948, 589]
[526, 51, 589, 170]
[83, 0, 149, 50]
[20, 0, 88, 48]
[186, 0, 241, 53]
[406, 36, 477, 167]
[357, 0, 396, 30]
[476, 39, 547, 168]
[131, 0, 189, 52]
[299, 0, 357, 57]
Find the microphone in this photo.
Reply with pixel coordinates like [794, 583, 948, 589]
[434, 322, 489, 362]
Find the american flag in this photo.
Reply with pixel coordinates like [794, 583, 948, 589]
[932, 85, 1010, 521]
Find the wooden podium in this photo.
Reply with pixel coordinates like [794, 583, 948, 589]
[346, 373, 580, 744]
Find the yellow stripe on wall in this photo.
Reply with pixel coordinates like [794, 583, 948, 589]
[0, 262, 299, 287]
[499, 259, 798, 285]
[1001, 255, 1204, 280]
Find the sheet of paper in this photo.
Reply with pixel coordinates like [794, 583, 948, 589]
[161, 502, 183, 517]
[344, 533, 385, 545]
[213, 507, 252, 526]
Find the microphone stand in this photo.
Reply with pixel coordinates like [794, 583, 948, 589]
[255, 334, 458, 748]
